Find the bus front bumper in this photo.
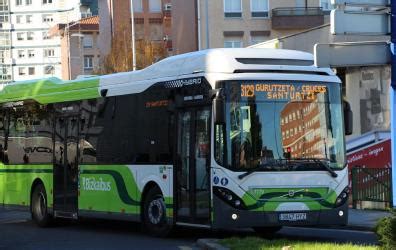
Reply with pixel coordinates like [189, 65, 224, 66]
[212, 196, 348, 229]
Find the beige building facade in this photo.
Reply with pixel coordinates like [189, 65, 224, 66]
[51, 16, 100, 80]
[198, 0, 333, 49]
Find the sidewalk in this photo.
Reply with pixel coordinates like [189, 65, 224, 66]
[346, 208, 391, 231]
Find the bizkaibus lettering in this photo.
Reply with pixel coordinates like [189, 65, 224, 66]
[82, 178, 111, 192]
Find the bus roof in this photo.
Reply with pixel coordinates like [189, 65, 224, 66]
[0, 48, 335, 104]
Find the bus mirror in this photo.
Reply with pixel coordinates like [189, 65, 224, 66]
[214, 96, 225, 124]
[343, 100, 353, 135]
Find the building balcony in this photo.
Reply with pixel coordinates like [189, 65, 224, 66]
[271, 7, 324, 30]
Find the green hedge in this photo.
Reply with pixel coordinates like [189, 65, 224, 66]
[375, 210, 396, 249]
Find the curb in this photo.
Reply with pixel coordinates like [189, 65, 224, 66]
[313, 225, 375, 232]
[196, 239, 229, 250]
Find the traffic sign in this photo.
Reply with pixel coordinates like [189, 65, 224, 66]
[332, 0, 389, 5]
[331, 9, 390, 35]
[314, 41, 391, 68]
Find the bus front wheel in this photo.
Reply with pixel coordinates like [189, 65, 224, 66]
[143, 187, 171, 237]
[31, 183, 52, 227]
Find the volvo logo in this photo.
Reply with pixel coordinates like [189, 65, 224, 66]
[288, 190, 295, 197]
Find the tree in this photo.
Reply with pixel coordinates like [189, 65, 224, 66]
[96, 27, 167, 74]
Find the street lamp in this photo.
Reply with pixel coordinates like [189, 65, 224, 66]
[130, 0, 137, 71]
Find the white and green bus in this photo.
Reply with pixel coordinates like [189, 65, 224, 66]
[0, 48, 352, 236]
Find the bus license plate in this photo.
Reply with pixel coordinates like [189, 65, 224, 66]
[279, 213, 307, 222]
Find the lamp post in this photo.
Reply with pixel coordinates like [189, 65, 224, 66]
[130, 0, 137, 71]
[391, 0, 396, 208]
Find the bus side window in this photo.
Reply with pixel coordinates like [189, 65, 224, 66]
[0, 111, 6, 164]
[215, 124, 225, 166]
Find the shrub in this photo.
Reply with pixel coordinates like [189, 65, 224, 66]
[375, 210, 396, 249]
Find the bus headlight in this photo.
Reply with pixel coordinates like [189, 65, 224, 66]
[214, 187, 246, 210]
[335, 187, 349, 207]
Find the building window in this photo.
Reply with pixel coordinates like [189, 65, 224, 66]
[83, 35, 93, 48]
[250, 35, 266, 45]
[224, 0, 242, 18]
[16, 0, 22, 6]
[0, 15, 9, 23]
[16, 15, 23, 24]
[43, 0, 52, 4]
[27, 32, 34, 40]
[44, 49, 54, 57]
[84, 56, 94, 70]
[251, 0, 269, 18]
[224, 39, 242, 48]
[28, 50, 35, 58]
[17, 32, 24, 41]
[44, 65, 55, 75]
[43, 14, 54, 23]
[26, 15, 32, 23]
[18, 50, 25, 58]
[42, 32, 50, 40]
[81, 12, 92, 19]
[319, 0, 333, 11]
[149, 0, 161, 12]
[28, 67, 35, 75]
[18, 67, 26, 75]
[26, 0, 32, 5]
[133, 0, 143, 12]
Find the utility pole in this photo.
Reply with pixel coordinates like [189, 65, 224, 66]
[205, 0, 210, 49]
[130, 0, 137, 71]
[391, 0, 396, 208]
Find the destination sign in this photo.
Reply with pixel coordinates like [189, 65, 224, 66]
[241, 83, 327, 101]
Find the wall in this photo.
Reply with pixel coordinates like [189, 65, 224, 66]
[346, 66, 391, 139]
[198, 0, 326, 49]
[171, 0, 197, 54]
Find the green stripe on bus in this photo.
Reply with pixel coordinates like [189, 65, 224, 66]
[0, 169, 52, 173]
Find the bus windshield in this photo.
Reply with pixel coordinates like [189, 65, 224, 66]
[221, 80, 345, 171]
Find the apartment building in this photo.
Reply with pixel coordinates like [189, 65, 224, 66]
[198, 0, 334, 49]
[51, 15, 100, 80]
[99, 0, 172, 58]
[0, 0, 97, 83]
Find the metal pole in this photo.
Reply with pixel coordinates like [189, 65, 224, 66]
[197, 0, 202, 50]
[80, 24, 84, 76]
[391, 0, 396, 208]
[131, 0, 137, 71]
[205, 0, 210, 49]
[67, 24, 71, 80]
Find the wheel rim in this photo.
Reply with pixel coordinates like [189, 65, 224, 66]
[148, 197, 164, 225]
[34, 191, 46, 221]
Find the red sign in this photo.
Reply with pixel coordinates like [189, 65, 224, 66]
[347, 139, 391, 191]
[347, 139, 391, 169]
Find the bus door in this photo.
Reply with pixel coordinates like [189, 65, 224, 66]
[176, 107, 211, 225]
[53, 115, 79, 217]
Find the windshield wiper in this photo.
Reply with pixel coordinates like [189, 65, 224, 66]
[290, 158, 338, 178]
[237, 160, 290, 180]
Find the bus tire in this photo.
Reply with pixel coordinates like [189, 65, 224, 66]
[143, 187, 171, 237]
[31, 183, 52, 227]
[253, 226, 282, 237]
